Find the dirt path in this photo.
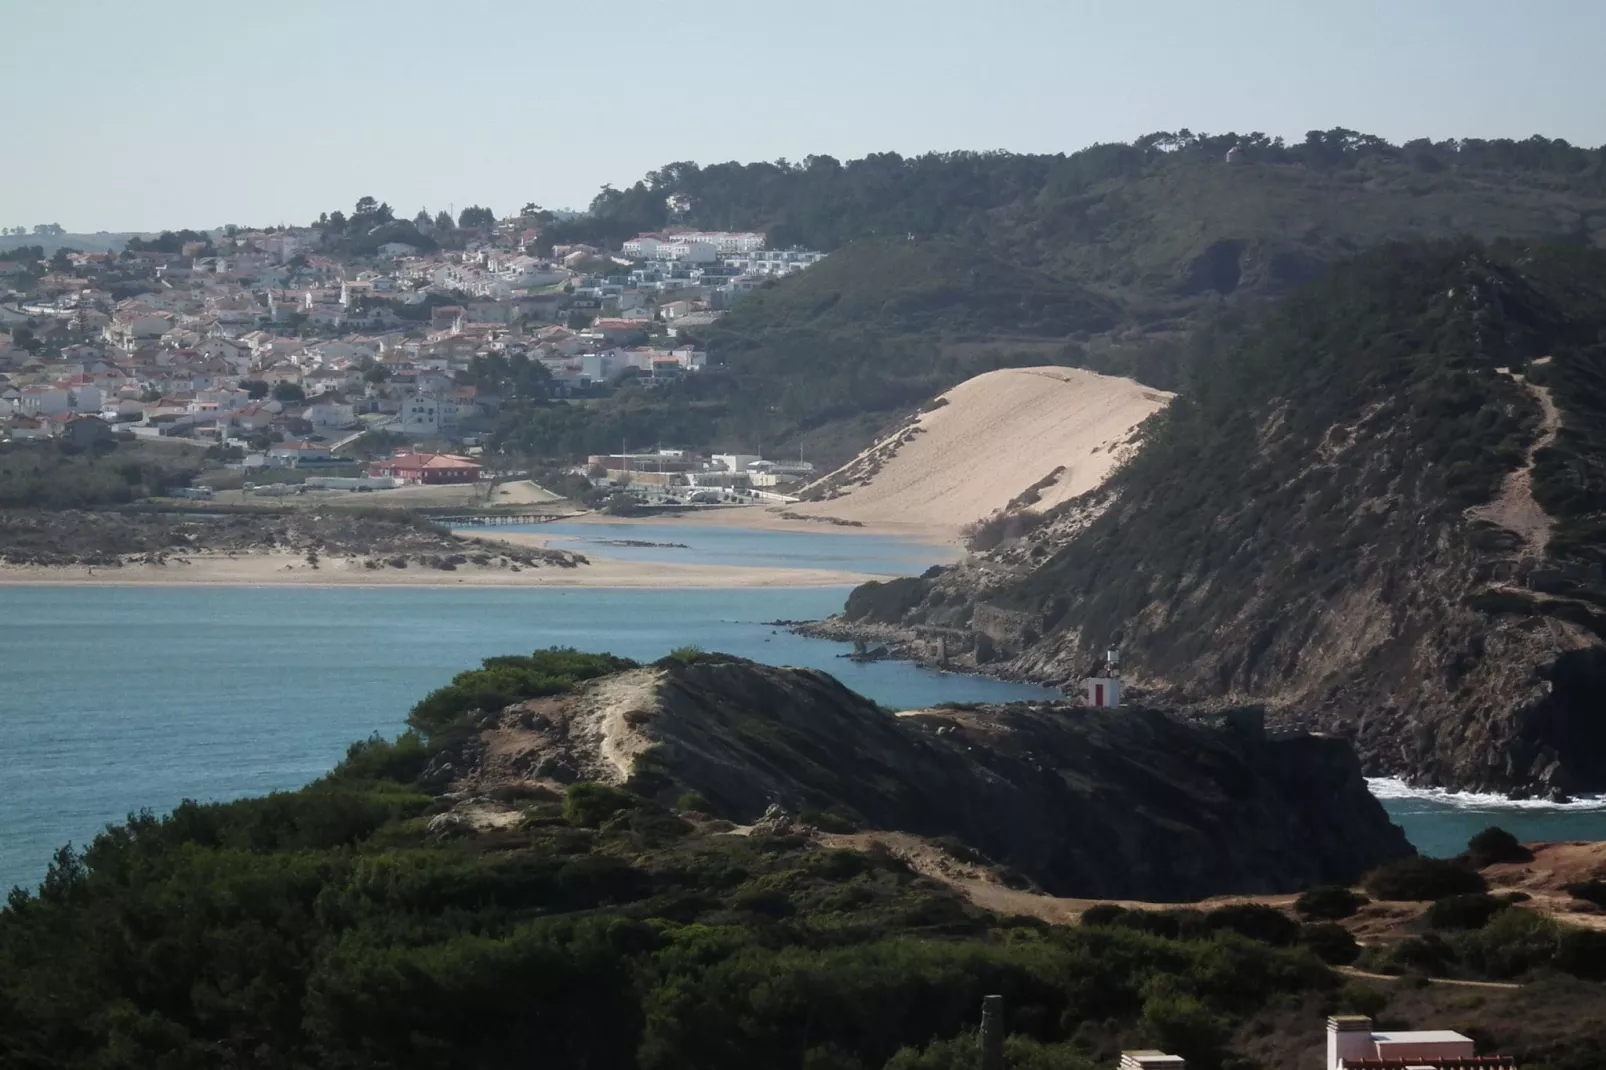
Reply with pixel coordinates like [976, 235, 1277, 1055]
[816, 830, 1300, 925]
[574, 669, 664, 782]
[1337, 966, 1521, 991]
[1468, 362, 1561, 559]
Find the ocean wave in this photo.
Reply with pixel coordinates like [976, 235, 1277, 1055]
[1367, 777, 1606, 811]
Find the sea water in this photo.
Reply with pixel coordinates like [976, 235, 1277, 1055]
[0, 583, 1058, 892]
[466, 520, 960, 575]
[1368, 778, 1606, 859]
[3, 524, 1603, 891]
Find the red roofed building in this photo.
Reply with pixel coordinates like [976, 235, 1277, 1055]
[368, 450, 482, 485]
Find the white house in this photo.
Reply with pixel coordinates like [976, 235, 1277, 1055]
[304, 400, 356, 430]
[390, 395, 449, 436]
[18, 387, 71, 416]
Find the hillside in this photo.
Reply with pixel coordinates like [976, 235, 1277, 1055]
[4, 648, 1604, 1069]
[448, 655, 1410, 900]
[826, 241, 1606, 798]
[499, 132, 1606, 467]
[789, 366, 1172, 540]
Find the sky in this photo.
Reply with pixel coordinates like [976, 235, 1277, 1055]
[4, 0, 1604, 233]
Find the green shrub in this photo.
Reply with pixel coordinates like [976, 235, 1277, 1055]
[1204, 903, 1300, 946]
[330, 730, 432, 783]
[1426, 893, 1508, 930]
[1384, 933, 1457, 975]
[1555, 928, 1606, 980]
[1364, 857, 1487, 901]
[1465, 826, 1533, 867]
[1079, 904, 1128, 927]
[1452, 909, 1560, 979]
[1140, 992, 1230, 1069]
[407, 648, 636, 739]
[563, 783, 640, 827]
[664, 645, 705, 665]
[1332, 981, 1388, 1017]
[1563, 879, 1606, 908]
[1296, 885, 1368, 920]
[676, 791, 712, 813]
[800, 806, 862, 834]
[1301, 922, 1361, 965]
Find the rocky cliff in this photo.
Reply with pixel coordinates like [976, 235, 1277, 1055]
[447, 655, 1412, 901]
[826, 242, 1606, 798]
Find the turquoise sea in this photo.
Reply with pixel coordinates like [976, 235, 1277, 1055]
[485, 520, 959, 575]
[3, 525, 1603, 891]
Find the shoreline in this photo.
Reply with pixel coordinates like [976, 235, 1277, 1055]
[546, 505, 963, 549]
[0, 551, 880, 590]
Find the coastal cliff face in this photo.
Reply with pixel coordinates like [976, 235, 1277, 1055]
[453, 657, 1411, 901]
[831, 244, 1606, 798]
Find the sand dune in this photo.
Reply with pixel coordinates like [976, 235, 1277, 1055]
[788, 366, 1172, 540]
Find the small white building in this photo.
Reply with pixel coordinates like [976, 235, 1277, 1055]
[1326, 1015, 1484, 1070]
[1083, 677, 1121, 709]
[304, 400, 356, 430]
[712, 453, 761, 473]
[1118, 1053, 1185, 1070]
[1082, 646, 1123, 708]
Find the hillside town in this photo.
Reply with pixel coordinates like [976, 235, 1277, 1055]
[0, 210, 827, 476]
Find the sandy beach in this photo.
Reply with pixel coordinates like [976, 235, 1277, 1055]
[0, 551, 880, 590]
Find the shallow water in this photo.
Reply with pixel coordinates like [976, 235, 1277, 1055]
[469, 520, 956, 575]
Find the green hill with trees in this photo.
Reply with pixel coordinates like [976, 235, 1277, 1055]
[6, 648, 1606, 1069]
[497, 132, 1606, 467]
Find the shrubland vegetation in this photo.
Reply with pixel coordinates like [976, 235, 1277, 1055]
[0, 648, 1354, 1070]
[3, 656, 1605, 1067]
[493, 132, 1606, 467]
[0, 437, 207, 507]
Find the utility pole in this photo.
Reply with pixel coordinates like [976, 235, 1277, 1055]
[979, 994, 1003, 1070]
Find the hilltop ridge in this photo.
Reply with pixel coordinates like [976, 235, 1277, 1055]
[501, 131, 1606, 466]
[441, 654, 1411, 900]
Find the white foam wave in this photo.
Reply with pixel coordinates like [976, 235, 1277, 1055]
[1368, 777, 1606, 811]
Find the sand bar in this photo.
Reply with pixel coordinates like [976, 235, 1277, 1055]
[0, 551, 879, 590]
[544, 505, 960, 548]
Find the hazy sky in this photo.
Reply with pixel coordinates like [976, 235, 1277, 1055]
[4, 0, 1604, 233]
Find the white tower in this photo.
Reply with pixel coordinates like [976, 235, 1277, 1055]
[1083, 641, 1123, 709]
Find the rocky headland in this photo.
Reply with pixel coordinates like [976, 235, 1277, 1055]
[432, 655, 1412, 900]
[813, 244, 1606, 800]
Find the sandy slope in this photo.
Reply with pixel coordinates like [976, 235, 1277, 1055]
[787, 366, 1173, 540]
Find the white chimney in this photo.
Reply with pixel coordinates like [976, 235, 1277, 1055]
[1119, 1053, 1185, 1070]
[1327, 1016, 1374, 1070]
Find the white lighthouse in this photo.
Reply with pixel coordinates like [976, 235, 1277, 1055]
[1082, 645, 1123, 709]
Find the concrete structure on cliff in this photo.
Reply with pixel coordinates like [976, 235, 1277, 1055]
[1326, 1015, 1508, 1070]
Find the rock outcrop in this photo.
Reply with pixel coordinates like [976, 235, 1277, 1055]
[453, 656, 1412, 901]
